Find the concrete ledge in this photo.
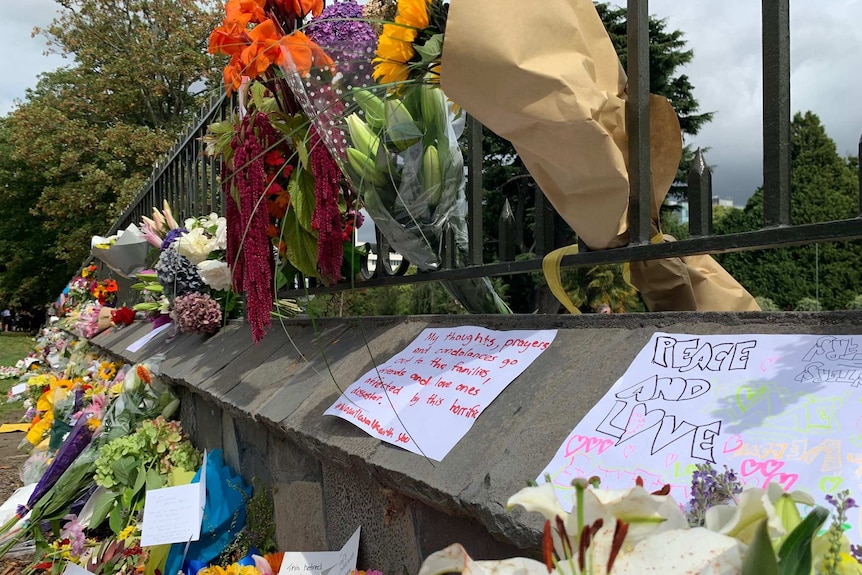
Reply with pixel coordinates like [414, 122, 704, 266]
[90, 312, 862, 571]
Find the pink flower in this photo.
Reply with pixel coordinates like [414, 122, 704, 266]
[61, 514, 86, 557]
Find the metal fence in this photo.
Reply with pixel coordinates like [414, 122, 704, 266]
[107, 0, 862, 304]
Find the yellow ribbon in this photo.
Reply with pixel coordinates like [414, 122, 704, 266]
[543, 232, 665, 314]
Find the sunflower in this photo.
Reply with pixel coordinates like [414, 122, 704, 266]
[372, 0, 431, 86]
[97, 361, 118, 381]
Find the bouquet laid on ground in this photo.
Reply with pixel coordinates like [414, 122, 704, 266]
[274, 0, 509, 313]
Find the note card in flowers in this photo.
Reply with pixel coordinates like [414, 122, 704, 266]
[538, 332, 862, 538]
[325, 326, 557, 461]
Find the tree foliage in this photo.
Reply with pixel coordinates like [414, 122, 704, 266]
[0, 0, 222, 307]
[715, 112, 861, 310]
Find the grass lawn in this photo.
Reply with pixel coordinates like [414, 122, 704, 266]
[0, 333, 34, 420]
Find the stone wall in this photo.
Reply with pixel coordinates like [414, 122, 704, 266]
[90, 312, 862, 573]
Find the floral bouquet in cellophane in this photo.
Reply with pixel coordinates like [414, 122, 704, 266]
[275, 0, 510, 313]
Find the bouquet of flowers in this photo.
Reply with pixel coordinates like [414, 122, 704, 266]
[275, 0, 510, 313]
[90, 223, 150, 279]
[135, 202, 242, 336]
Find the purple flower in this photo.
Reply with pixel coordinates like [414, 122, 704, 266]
[308, 0, 376, 80]
[24, 416, 94, 514]
[60, 514, 86, 556]
[172, 292, 223, 335]
[161, 227, 188, 250]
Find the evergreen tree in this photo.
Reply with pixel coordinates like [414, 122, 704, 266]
[715, 112, 861, 310]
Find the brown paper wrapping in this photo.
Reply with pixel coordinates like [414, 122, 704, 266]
[441, 0, 759, 311]
[98, 307, 114, 332]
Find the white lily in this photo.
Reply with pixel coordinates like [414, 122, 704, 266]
[704, 483, 813, 545]
[503, 480, 742, 575]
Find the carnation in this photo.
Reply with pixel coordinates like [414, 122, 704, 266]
[197, 259, 233, 291]
[172, 292, 223, 335]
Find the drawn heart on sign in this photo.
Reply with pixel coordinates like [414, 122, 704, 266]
[819, 476, 844, 493]
[620, 403, 664, 443]
[722, 435, 744, 453]
[760, 356, 780, 372]
[735, 385, 767, 413]
[564, 435, 614, 457]
[623, 445, 635, 458]
[665, 453, 678, 468]
[770, 472, 799, 491]
[740, 458, 783, 478]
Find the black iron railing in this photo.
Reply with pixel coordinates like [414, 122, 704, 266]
[106, 0, 862, 304]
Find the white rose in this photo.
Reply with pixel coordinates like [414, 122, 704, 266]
[183, 217, 197, 230]
[176, 227, 216, 265]
[213, 216, 227, 251]
[197, 260, 233, 291]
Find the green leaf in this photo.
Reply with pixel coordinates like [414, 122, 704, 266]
[282, 210, 319, 279]
[108, 504, 124, 535]
[146, 468, 165, 491]
[111, 456, 138, 486]
[414, 34, 444, 63]
[132, 464, 147, 494]
[89, 490, 117, 530]
[289, 167, 317, 232]
[342, 242, 364, 278]
[742, 518, 779, 575]
[777, 506, 829, 575]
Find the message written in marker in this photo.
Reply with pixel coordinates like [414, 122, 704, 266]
[324, 327, 557, 461]
[277, 526, 360, 575]
[537, 332, 862, 546]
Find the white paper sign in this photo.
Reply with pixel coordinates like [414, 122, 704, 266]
[125, 321, 172, 353]
[9, 383, 26, 396]
[62, 564, 95, 575]
[140, 451, 207, 547]
[538, 332, 862, 543]
[325, 327, 557, 461]
[278, 526, 360, 575]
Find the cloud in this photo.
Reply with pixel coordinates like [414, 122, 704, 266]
[612, 0, 862, 206]
[0, 0, 66, 116]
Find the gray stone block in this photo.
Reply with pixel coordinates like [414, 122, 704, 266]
[273, 481, 327, 551]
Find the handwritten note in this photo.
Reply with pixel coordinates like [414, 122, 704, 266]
[325, 327, 556, 461]
[538, 332, 862, 543]
[140, 452, 206, 547]
[278, 526, 360, 575]
[125, 321, 172, 353]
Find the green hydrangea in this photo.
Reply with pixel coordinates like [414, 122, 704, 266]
[94, 416, 202, 489]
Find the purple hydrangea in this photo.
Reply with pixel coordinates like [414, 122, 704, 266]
[308, 1, 377, 80]
[172, 292, 223, 335]
[161, 227, 188, 250]
[155, 246, 204, 298]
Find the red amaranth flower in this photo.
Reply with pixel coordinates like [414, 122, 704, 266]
[229, 111, 276, 342]
[309, 126, 344, 285]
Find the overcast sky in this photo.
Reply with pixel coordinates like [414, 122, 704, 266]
[1, 1, 860, 206]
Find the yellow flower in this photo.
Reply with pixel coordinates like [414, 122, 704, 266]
[97, 362, 118, 381]
[118, 525, 137, 541]
[109, 382, 123, 396]
[372, 0, 431, 86]
[226, 565, 260, 575]
[86, 418, 102, 432]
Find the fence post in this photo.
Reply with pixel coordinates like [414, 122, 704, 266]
[626, 0, 652, 245]
[762, 0, 791, 227]
[688, 148, 713, 237]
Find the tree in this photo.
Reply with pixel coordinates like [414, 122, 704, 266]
[0, 0, 222, 307]
[480, 2, 710, 312]
[715, 112, 861, 310]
